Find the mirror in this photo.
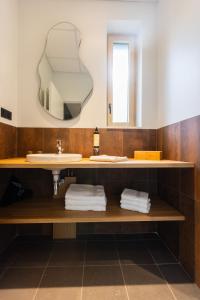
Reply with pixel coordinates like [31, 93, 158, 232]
[38, 22, 93, 120]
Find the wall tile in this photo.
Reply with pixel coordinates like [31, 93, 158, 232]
[17, 128, 44, 156]
[157, 123, 181, 160]
[99, 129, 123, 156]
[157, 116, 199, 284]
[195, 162, 200, 202]
[123, 129, 156, 157]
[68, 128, 94, 157]
[179, 194, 195, 277]
[0, 122, 17, 159]
[180, 115, 200, 163]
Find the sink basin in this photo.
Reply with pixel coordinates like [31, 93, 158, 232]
[26, 153, 82, 163]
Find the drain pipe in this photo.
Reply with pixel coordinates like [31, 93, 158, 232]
[52, 170, 61, 196]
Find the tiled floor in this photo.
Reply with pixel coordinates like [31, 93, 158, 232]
[0, 234, 200, 300]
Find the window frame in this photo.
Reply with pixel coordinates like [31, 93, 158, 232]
[107, 34, 136, 127]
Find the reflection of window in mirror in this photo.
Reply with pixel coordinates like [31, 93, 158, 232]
[46, 88, 50, 111]
[40, 89, 45, 107]
[107, 35, 136, 127]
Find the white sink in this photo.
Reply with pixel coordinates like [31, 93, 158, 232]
[26, 153, 82, 163]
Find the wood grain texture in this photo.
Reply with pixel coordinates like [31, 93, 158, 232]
[17, 128, 44, 156]
[0, 197, 185, 224]
[0, 122, 17, 248]
[157, 123, 181, 160]
[0, 157, 194, 169]
[180, 115, 200, 163]
[68, 128, 94, 157]
[0, 122, 17, 159]
[99, 129, 124, 156]
[157, 115, 200, 285]
[123, 129, 156, 157]
[16, 128, 157, 158]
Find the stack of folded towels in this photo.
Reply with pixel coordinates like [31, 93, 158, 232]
[65, 184, 107, 211]
[120, 188, 151, 213]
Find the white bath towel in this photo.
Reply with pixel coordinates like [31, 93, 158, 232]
[121, 203, 151, 214]
[120, 199, 150, 209]
[65, 184, 107, 211]
[121, 189, 149, 201]
[65, 199, 106, 206]
[90, 155, 128, 163]
[65, 204, 106, 211]
[65, 184, 106, 201]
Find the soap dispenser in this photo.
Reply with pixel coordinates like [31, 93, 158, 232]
[93, 127, 100, 155]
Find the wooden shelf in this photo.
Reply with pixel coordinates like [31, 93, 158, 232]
[0, 197, 185, 224]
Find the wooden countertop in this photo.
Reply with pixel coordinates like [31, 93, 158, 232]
[0, 157, 194, 169]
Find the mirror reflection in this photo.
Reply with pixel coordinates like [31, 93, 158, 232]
[38, 22, 93, 120]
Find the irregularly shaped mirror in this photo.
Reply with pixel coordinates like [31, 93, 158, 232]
[38, 22, 93, 120]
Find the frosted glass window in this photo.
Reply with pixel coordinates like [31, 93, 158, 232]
[112, 43, 129, 123]
[107, 34, 135, 127]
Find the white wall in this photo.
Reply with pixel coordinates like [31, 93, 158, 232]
[157, 0, 200, 127]
[0, 0, 18, 126]
[18, 0, 158, 128]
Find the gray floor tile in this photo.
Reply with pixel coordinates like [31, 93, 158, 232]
[11, 242, 51, 267]
[35, 267, 83, 300]
[83, 266, 128, 300]
[0, 242, 19, 267]
[122, 264, 174, 300]
[160, 264, 200, 300]
[85, 240, 119, 266]
[0, 267, 43, 300]
[146, 240, 178, 264]
[49, 240, 85, 267]
[117, 241, 154, 265]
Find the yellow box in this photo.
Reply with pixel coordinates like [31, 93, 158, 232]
[134, 151, 162, 160]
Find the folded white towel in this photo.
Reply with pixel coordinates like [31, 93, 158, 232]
[121, 203, 151, 214]
[90, 155, 128, 163]
[65, 199, 107, 206]
[120, 199, 150, 209]
[121, 189, 149, 201]
[65, 184, 106, 201]
[65, 204, 106, 211]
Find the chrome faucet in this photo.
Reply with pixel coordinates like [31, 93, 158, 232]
[56, 139, 63, 154]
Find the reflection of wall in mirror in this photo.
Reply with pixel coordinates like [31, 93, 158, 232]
[49, 81, 64, 119]
[53, 72, 92, 102]
[39, 55, 53, 109]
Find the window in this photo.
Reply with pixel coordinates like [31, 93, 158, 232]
[107, 35, 136, 127]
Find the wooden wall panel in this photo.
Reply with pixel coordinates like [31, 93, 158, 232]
[0, 122, 17, 252]
[99, 129, 124, 156]
[157, 115, 200, 286]
[123, 129, 156, 157]
[180, 116, 200, 163]
[68, 128, 94, 157]
[157, 123, 181, 160]
[0, 122, 17, 159]
[17, 128, 44, 156]
[16, 127, 157, 158]
[180, 115, 200, 285]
